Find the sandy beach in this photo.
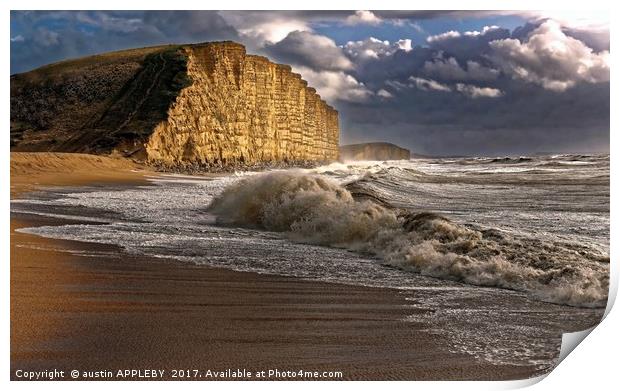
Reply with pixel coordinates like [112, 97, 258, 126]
[10, 152, 149, 197]
[9, 152, 544, 380]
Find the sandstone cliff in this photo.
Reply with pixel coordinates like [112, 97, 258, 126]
[11, 41, 339, 169]
[339, 143, 411, 161]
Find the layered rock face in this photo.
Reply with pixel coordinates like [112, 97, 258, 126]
[339, 143, 411, 161]
[11, 42, 339, 169]
[147, 43, 339, 166]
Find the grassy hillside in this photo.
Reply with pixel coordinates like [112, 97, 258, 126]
[10, 45, 190, 157]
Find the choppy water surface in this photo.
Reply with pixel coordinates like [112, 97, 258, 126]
[12, 154, 609, 374]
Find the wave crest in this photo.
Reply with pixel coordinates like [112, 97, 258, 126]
[208, 171, 399, 246]
[207, 172, 609, 307]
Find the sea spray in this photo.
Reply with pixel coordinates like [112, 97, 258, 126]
[207, 171, 401, 246]
[207, 171, 609, 308]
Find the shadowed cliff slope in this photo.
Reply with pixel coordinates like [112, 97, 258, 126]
[339, 143, 411, 161]
[11, 41, 339, 169]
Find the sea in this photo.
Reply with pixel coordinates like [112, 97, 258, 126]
[12, 153, 609, 374]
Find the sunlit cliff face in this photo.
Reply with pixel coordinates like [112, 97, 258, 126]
[146, 42, 339, 166]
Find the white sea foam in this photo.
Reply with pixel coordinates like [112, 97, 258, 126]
[208, 171, 609, 307]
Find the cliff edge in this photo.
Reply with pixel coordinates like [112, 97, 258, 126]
[339, 142, 410, 161]
[11, 42, 339, 170]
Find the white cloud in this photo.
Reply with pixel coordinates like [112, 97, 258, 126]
[423, 56, 499, 81]
[377, 89, 394, 99]
[426, 30, 460, 43]
[464, 25, 501, 37]
[396, 39, 413, 52]
[455, 83, 503, 98]
[267, 31, 353, 71]
[293, 66, 374, 103]
[345, 10, 382, 26]
[489, 20, 609, 91]
[426, 25, 503, 43]
[220, 12, 311, 44]
[242, 20, 310, 44]
[11, 35, 25, 42]
[343, 37, 412, 60]
[408, 76, 451, 92]
[386, 76, 503, 99]
[385, 80, 409, 91]
[531, 10, 609, 32]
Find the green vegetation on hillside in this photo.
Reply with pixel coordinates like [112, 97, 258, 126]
[10, 45, 191, 155]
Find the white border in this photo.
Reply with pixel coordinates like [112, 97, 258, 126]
[3, 1, 617, 389]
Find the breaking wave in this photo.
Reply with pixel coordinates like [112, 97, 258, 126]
[207, 172, 609, 308]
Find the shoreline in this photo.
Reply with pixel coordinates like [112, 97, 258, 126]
[11, 212, 540, 380]
[10, 152, 152, 198]
[10, 152, 541, 380]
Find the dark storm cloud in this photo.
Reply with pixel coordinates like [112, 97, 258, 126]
[338, 79, 609, 155]
[334, 19, 609, 155]
[140, 11, 240, 41]
[338, 73, 609, 155]
[10, 11, 239, 73]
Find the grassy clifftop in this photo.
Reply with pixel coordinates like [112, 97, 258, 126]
[11, 45, 190, 157]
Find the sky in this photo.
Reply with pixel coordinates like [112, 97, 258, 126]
[10, 10, 610, 156]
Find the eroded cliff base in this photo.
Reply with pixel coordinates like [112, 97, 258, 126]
[150, 159, 330, 174]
